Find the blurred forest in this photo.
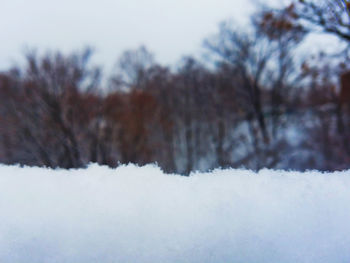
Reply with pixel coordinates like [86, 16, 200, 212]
[1, 0, 350, 174]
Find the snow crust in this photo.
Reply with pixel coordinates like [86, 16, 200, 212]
[0, 164, 350, 263]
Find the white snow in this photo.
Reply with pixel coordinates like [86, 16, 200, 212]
[0, 164, 350, 263]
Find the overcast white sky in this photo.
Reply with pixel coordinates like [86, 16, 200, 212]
[0, 0, 256, 72]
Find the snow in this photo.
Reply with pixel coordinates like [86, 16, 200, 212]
[0, 164, 350, 263]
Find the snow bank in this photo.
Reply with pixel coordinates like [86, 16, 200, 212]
[0, 164, 350, 263]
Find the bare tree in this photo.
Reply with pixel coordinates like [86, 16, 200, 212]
[0, 48, 102, 168]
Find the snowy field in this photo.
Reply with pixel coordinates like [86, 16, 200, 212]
[0, 164, 350, 263]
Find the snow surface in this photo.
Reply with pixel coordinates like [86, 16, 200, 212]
[0, 164, 350, 263]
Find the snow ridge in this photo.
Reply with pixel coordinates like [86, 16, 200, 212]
[0, 164, 349, 263]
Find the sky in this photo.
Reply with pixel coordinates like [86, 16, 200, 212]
[0, 0, 255, 73]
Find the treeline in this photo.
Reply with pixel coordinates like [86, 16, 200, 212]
[1, 0, 350, 174]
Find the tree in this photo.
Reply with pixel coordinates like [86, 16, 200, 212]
[0, 48, 102, 168]
[291, 0, 350, 42]
[111, 46, 155, 90]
